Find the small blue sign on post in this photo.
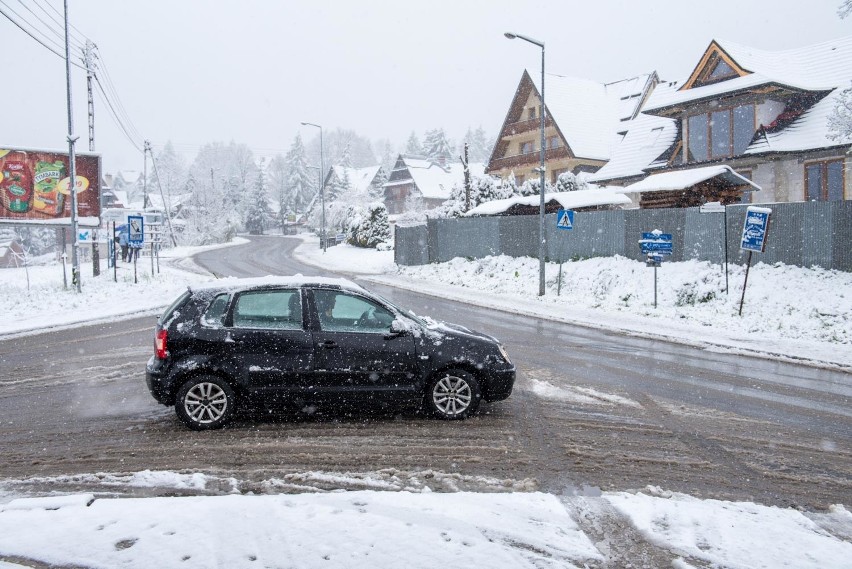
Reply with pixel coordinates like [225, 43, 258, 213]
[639, 232, 673, 255]
[740, 206, 771, 253]
[556, 209, 574, 230]
[127, 215, 144, 246]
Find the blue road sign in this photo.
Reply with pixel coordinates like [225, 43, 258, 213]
[740, 207, 771, 252]
[556, 209, 574, 230]
[128, 215, 144, 246]
[639, 232, 673, 255]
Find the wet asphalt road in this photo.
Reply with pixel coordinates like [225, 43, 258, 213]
[0, 235, 849, 509]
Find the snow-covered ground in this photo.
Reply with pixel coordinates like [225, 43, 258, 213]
[1, 234, 850, 567]
[0, 475, 849, 569]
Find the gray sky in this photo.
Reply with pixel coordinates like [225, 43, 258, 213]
[2, 0, 849, 172]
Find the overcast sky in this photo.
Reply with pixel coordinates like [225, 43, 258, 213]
[2, 0, 849, 173]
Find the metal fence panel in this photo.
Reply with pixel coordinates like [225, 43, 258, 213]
[394, 224, 429, 266]
[430, 217, 500, 262]
[499, 215, 538, 258]
[393, 202, 852, 271]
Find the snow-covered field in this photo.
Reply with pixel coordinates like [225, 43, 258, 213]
[1, 234, 850, 567]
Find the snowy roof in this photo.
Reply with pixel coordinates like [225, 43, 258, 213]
[588, 113, 679, 182]
[190, 275, 365, 293]
[146, 193, 192, 211]
[386, 158, 485, 200]
[621, 165, 761, 194]
[330, 165, 382, 194]
[529, 71, 655, 161]
[464, 188, 631, 216]
[644, 37, 852, 113]
[111, 190, 129, 206]
[115, 171, 142, 184]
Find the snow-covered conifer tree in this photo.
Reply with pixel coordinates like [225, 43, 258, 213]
[244, 160, 274, 235]
[423, 128, 454, 165]
[405, 132, 423, 156]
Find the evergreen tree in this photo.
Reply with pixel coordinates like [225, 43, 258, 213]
[245, 160, 274, 235]
[462, 126, 492, 163]
[405, 131, 423, 155]
[423, 128, 454, 165]
[369, 166, 388, 201]
[348, 202, 391, 248]
[282, 134, 314, 214]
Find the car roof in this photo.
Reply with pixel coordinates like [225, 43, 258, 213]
[189, 275, 366, 295]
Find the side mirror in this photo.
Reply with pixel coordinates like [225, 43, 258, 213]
[385, 319, 407, 338]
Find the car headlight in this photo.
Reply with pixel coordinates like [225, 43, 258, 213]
[498, 344, 512, 364]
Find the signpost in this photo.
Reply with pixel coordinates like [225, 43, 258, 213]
[556, 209, 574, 295]
[699, 201, 729, 294]
[127, 215, 144, 284]
[738, 206, 771, 316]
[639, 230, 673, 308]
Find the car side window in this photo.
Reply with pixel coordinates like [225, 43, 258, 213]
[201, 293, 230, 327]
[314, 291, 395, 333]
[233, 289, 303, 330]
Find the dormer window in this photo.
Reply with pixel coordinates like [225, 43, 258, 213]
[528, 107, 537, 120]
[708, 59, 737, 82]
[687, 104, 755, 162]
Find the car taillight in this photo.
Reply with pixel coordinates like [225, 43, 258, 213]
[155, 329, 168, 360]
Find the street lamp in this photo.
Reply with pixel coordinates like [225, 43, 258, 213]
[505, 31, 546, 296]
[301, 122, 326, 253]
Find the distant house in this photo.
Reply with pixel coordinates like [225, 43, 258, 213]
[322, 165, 386, 199]
[383, 155, 485, 214]
[590, 37, 852, 205]
[486, 70, 659, 186]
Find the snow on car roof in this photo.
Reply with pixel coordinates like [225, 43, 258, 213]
[189, 275, 365, 293]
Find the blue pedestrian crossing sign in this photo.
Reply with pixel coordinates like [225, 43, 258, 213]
[556, 209, 574, 230]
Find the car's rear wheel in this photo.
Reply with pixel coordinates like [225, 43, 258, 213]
[425, 369, 481, 420]
[175, 375, 236, 430]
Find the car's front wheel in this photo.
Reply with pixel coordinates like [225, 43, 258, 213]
[425, 369, 481, 420]
[175, 375, 236, 430]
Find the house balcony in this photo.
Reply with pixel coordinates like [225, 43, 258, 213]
[488, 146, 570, 172]
[503, 116, 555, 136]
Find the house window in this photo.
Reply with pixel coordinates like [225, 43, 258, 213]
[688, 104, 754, 162]
[528, 107, 537, 120]
[548, 136, 561, 149]
[520, 141, 535, 155]
[806, 159, 844, 201]
[515, 174, 525, 185]
[708, 59, 736, 81]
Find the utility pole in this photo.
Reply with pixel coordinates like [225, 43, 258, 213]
[64, 0, 81, 293]
[142, 141, 149, 210]
[83, 40, 100, 276]
[147, 141, 178, 247]
[462, 142, 471, 212]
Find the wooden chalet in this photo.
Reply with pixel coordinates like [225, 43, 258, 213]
[486, 70, 659, 185]
[590, 37, 852, 204]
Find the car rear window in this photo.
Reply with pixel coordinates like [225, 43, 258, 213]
[159, 290, 191, 327]
[201, 293, 230, 327]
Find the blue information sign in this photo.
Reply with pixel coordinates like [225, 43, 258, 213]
[740, 207, 771, 252]
[639, 232, 673, 255]
[556, 209, 574, 230]
[128, 215, 144, 246]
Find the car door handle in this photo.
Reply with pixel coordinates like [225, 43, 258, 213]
[319, 340, 338, 349]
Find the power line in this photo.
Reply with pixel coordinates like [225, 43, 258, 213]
[19, 0, 86, 52]
[0, 0, 85, 69]
[93, 76, 143, 152]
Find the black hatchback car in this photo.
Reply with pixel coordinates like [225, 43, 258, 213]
[146, 276, 515, 430]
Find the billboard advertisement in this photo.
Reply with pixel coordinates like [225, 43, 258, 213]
[0, 147, 101, 222]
